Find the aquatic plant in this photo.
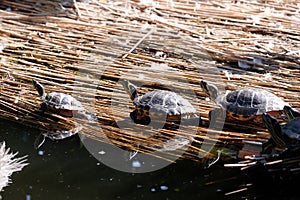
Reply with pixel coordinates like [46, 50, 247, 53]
[0, 142, 28, 192]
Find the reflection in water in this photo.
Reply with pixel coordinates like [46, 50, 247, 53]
[0, 119, 300, 199]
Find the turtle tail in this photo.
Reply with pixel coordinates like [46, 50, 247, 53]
[120, 80, 139, 101]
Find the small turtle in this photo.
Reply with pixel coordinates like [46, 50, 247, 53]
[262, 106, 300, 152]
[120, 80, 199, 125]
[200, 80, 289, 122]
[32, 80, 96, 148]
[32, 80, 96, 121]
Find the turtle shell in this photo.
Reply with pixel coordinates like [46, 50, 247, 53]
[282, 117, 300, 141]
[44, 92, 84, 111]
[133, 90, 197, 119]
[216, 88, 289, 120]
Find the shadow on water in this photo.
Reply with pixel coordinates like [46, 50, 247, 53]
[1, 118, 300, 200]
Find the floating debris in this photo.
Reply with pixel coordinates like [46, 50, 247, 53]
[98, 150, 106, 155]
[238, 140, 264, 159]
[0, 142, 28, 192]
[160, 185, 168, 191]
[225, 187, 248, 196]
[132, 160, 142, 168]
[37, 150, 44, 156]
[25, 194, 31, 200]
[225, 148, 300, 181]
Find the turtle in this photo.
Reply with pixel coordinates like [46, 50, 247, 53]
[120, 80, 199, 125]
[200, 80, 290, 123]
[262, 106, 300, 153]
[32, 80, 96, 121]
[32, 80, 96, 148]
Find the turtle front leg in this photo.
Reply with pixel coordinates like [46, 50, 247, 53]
[209, 108, 226, 124]
[39, 102, 47, 114]
[34, 102, 47, 118]
[207, 108, 226, 133]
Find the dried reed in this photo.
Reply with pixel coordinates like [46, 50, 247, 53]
[0, 0, 299, 162]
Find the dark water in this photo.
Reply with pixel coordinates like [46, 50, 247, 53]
[1, 119, 300, 200]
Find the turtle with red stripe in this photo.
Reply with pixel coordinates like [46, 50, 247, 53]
[120, 80, 199, 125]
[33, 80, 95, 121]
[32, 80, 96, 148]
[200, 80, 290, 122]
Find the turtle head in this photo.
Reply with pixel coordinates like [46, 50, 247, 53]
[283, 105, 300, 120]
[262, 113, 286, 148]
[200, 80, 219, 100]
[32, 80, 46, 99]
[120, 80, 139, 101]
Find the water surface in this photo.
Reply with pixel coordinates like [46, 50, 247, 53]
[1, 119, 299, 200]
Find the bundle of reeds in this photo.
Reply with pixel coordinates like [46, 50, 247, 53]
[0, 0, 299, 162]
[224, 149, 300, 185]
